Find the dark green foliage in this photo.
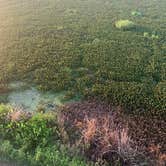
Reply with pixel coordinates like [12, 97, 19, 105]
[0, 105, 11, 127]
[0, 111, 58, 149]
[0, 141, 87, 166]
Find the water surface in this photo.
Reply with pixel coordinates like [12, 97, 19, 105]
[0, 81, 68, 111]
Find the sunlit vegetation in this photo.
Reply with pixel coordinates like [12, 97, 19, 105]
[115, 20, 135, 30]
[131, 11, 142, 17]
[143, 32, 159, 39]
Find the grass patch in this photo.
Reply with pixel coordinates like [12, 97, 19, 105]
[115, 20, 135, 30]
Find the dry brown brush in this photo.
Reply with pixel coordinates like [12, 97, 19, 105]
[59, 100, 166, 165]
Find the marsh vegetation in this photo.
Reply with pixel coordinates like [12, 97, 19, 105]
[0, 0, 165, 165]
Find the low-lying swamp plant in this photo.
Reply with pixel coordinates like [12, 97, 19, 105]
[0, 104, 88, 166]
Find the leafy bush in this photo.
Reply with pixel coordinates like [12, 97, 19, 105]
[0, 141, 88, 166]
[131, 11, 142, 17]
[0, 104, 11, 117]
[144, 32, 149, 37]
[0, 104, 12, 129]
[115, 20, 135, 30]
[0, 110, 88, 165]
[5, 112, 60, 150]
[144, 32, 159, 39]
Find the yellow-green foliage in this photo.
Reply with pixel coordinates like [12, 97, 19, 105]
[115, 20, 135, 30]
[144, 32, 159, 39]
[144, 32, 149, 37]
[0, 104, 12, 120]
[131, 11, 142, 16]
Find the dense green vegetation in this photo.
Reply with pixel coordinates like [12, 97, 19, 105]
[0, 0, 165, 116]
[0, 104, 88, 166]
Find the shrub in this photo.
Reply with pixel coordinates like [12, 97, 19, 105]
[144, 32, 159, 39]
[0, 104, 12, 125]
[115, 20, 135, 30]
[151, 34, 159, 39]
[60, 102, 151, 165]
[8, 112, 60, 150]
[0, 109, 88, 166]
[144, 32, 149, 37]
[0, 141, 88, 166]
[131, 11, 142, 17]
[0, 140, 13, 160]
[0, 104, 11, 117]
[29, 145, 87, 166]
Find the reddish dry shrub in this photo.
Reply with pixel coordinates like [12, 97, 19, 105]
[148, 144, 166, 166]
[128, 115, 166, 165]
[59, 100, 166, 165]
[8, 107, 32, 122]
[82, 118, 96, 144]
[80, 116, 139, 165]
